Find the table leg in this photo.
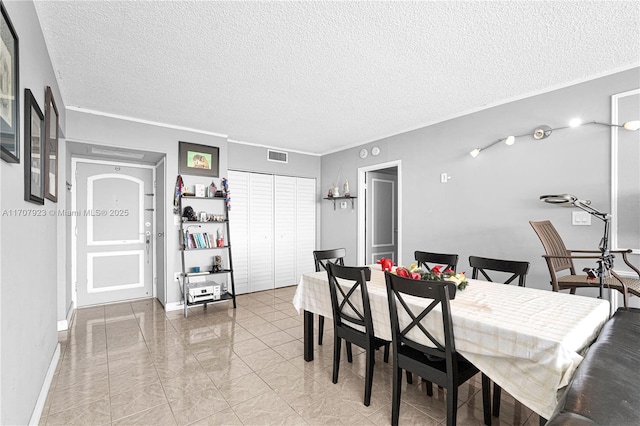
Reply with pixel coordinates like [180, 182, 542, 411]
[304, 310, 314, 362]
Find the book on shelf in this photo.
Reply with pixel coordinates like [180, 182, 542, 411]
[183, 231, 218, 249]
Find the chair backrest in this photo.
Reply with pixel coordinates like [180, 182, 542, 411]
[314, 248, 346, 272]
[415, 250, 458, 273]
[385, 271, 457, 365]
[326, 263, 374, 335]
[469, 256, 530, 287]
[529, 220, 575, 274]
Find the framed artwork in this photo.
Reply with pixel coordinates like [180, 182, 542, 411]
[44, 86, 59, 202]
[24, 89, 44, 205]
[178, 141, 220, 177]
[0, 2, 19, 163]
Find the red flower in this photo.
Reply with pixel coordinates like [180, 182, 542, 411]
[431, 265, 442, 274]
[444, 268, 454, 274]
[396, 267, 410, 278]
[410, 272, 421, 280]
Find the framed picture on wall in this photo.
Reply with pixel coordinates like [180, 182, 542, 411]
[24, 89, 45, 205]
[0, 2, 20, 163]
[178, 141, 220, 177]
[44, 86, 59, 202]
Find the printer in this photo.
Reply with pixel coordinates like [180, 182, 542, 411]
[186, 280, 221, 303]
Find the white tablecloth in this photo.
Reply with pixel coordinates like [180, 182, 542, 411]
[292, 266, 610, 419]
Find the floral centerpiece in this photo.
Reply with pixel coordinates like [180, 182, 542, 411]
[377, 258, 468, 290]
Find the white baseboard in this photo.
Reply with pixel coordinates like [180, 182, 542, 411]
[164, 301, 184, 312]
[29, 343, 61, 425]
[57, 301, 75, 331]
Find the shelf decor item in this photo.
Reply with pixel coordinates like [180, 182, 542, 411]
[0, 2, 19, 164]
[44, 86, 58, 202]
[178, 141, 220, 177]
[24, 89, 45, 205]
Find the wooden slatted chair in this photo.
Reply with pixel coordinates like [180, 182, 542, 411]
[530, 220, 640, 308]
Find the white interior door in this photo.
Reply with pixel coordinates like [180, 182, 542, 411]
[296, 177, 316, 277]
[75, 161, 154, 306]
[365, 170, 398, 264]
[248, 173, 274, 292]
[228, 170, 249, 294]
[275, 175, 296, 288]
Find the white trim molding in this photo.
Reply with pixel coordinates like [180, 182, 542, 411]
[28, 344, 61, 425]
[357, 160, 402, 266]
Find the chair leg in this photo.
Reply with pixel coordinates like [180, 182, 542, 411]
[482, 373, 492, 426]
[332, 337, 341, 384]
[406, 370, 413, 384]
[446, 385, 458, 426]
[383, 342, 390, 363]
[426, 380, 433, 397]
[364, 349, 374, 406]
[318, 315, 324, 345]
[392, 366, 402, 426]
[492, 383, 502, 418]
[346, 342, 353, 363]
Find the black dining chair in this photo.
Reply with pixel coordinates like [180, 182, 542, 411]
[415, 250, 459, 273]
[313, 248, 346, 345]
[385, 271, 491, 426]
[409, 250, 460, 387]
[469, 255, 530, 419]
[326, 262, 390, 406]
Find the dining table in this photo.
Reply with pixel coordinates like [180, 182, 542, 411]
[292, 265, 611, 420]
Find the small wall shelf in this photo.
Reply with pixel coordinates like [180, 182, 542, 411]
[323, 196, 357, 210]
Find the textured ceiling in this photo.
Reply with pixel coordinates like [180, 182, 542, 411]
[34, 1, 640, 155]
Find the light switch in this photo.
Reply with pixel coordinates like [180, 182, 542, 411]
[340, 201, 348, 209]
[572, 211, 591, 226]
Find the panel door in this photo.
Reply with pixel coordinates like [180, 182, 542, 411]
[248, 173, 274, 292]
[228, 170, 249, 294]
[274, 175, 296, 288]
[296, 177, 317, 277]
[76, 162, 154, 306]
[365, 171, 397, 264]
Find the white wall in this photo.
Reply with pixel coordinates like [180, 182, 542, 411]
[0, 2, 65, 423]
[321, 67, 640, 308]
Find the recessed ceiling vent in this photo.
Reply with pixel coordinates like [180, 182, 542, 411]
[267, 149, 288, 163]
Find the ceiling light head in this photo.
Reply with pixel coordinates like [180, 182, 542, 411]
[504, 136, 515, 146]
[533, 125, 553, 140]
[470, 148, 481, 158]
[569, 118, 582, 128]
[623, 120, 640, 131]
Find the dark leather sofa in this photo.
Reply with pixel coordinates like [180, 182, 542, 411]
[546, 307, 640, 425]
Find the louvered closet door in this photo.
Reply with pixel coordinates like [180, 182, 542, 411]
[227, 170, 249, 294]
[296, 177, 316, 277]
[274, 175, 297, 288]
[249, 173, 274, 292]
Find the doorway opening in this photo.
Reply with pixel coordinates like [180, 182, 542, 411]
[68, 142, 166, 309]
[357, 160, 402, 266]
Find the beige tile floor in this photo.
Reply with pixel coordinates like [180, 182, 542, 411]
[40, 286, 542, 425]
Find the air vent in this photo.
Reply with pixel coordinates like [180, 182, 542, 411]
[267, 149, 288, 163]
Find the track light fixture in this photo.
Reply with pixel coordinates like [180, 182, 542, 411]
[469, 119, 640, 158]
